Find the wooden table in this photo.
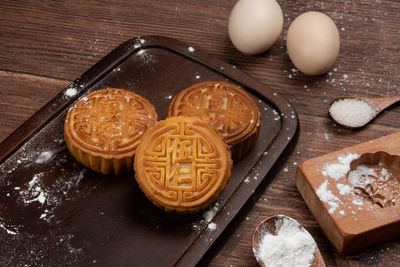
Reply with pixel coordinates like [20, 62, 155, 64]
[1, 0, 399, 266]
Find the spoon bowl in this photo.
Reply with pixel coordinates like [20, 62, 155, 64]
[252, 215, 325, 267]
[328, 94, 400, 130]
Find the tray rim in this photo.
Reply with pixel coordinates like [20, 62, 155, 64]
[0, 35, 298, 266]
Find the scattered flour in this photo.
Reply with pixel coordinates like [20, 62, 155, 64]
[347, 163, 399, 207]
[254, 215, 316, 267]
[208, 222, 217, 230]
[348, 164, 377, 187]
[0, 232, 82, 265]
[316, 180, 340, 214]
[336, 183, 352, 195]
[21, 173, 47, 205]
[353, 199, 364, 206]
[316, 180, 340, 202]
[317, 152, 398, 215]
[192, 201, 221, 232]
[380, 167, 391, 180]
[203, 202, 220, 223]
[0, 219, 18, 235]
[4, 148, 88, 223]
[64, 88, 78, 97]
[35, 151, 54, 164]
[317, 153, 360, 214]
[137, 49, 157, 64]
[322, 153, 359, 180]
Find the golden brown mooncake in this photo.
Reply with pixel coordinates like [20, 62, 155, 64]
[134, 116, 232, 213]
[64, 88, 157, 175]
[168, 81, 261, 161]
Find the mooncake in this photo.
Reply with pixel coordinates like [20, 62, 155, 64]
[64, 88, 157, 174]
[134, 116, 232, 213]
[168, 81, 260, 160]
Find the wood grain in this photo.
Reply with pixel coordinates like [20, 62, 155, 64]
[0, 71, 68, 142]
[1, 0, 399, 266]
[297, 133, 400, 253]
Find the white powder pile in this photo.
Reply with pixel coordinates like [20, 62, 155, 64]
[64, 87, 78, 97]
[254, 216, 316, 267]
[316, 180, 340, 214]
[329, 98, 376, 128]
[336, 183, 352, 195]
[318, 153, 361, 214]
[208, 222, 217, 230]
[322, 153, 359, 180]
[348, 164, 377, 188]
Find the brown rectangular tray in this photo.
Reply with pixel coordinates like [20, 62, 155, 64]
[0, 36, 297, 266]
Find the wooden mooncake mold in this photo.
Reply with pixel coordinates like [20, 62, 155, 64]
[168, 81, 260, 161]
[296, 133, 400, 253]
[64, 88, 157, 174]
[134, 116, 232, 213]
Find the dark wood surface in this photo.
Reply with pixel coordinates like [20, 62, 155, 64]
[1, 0, 399, 266]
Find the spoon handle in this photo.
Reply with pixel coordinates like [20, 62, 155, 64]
[315, 248, 326, 267]
[363, 94, 400, 111]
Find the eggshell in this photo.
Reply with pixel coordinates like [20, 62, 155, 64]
[286, 11, 340, 76]
[228, 0, 283, 55]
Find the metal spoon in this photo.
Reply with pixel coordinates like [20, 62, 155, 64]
[328, 94, 400, 130]
[252, 215, 325, 267]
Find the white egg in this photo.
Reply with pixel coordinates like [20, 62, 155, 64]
[228, 0, 283, 55]
[286, 11, 340, 76]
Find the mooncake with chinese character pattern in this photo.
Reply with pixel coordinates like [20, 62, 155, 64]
[64, 88, 157, 174]
[168, 81, 260, 161]
[134, 116, 232, 213]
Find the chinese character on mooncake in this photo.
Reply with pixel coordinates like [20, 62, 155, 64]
[64, 88, 157, 174]
[134, 116, 233, 213]
[168, 81, 260, 161]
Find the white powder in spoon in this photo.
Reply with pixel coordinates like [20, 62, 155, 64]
[329, 98, 376, 128]
[254, 215, 317, 267]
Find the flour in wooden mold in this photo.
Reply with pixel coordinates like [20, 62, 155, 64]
[315, 153, 395, 216]
[322, 153, 359, 180]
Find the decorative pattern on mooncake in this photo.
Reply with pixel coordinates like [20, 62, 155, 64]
[168, 81, 261, 160]
[134, 116, 232, 213]
[64, 88, 157, 174]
